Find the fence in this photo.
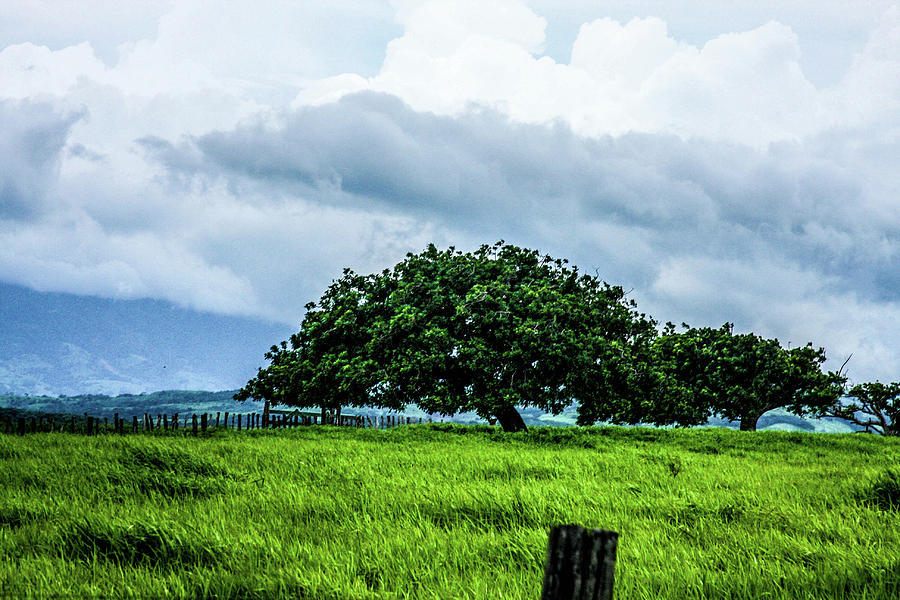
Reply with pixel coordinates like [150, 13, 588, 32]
[1, 410, 431, 436]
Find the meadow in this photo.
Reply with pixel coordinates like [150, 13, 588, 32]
[0, 424, 898, 599]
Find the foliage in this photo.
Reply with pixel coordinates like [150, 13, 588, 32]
[823, 381, 900, 436]
[650, 324, 845, 431]
[238, 242, 658, 431]
[1, 426, 898, 599]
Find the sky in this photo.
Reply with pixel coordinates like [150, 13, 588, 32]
[1, 0, 898, 391]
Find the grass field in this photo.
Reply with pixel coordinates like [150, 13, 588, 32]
[1, 424, 898, 599]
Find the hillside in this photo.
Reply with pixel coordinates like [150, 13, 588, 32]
[0, 282, 292, 397]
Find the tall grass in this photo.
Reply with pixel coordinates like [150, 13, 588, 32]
[1, 425, 897, 599]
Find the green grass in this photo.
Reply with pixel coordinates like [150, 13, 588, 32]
[1, 425, 898, 599]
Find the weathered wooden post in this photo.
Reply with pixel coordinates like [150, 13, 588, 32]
[86, 416, 94, 436]
[201, 413, 207, 433]
[163, 414, 169, 431]
[216, 412, 221, 428]
[192, 414, 199, 436]
[132, 416, 138, 433]
[237, 414, 242, 431]
[540, 525, 618, 600]
[224, 412, 229, 429]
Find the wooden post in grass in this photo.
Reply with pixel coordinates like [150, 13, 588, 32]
[87, 416, 94, 436]
[163, 414, 169, 431]
[191, 414, 198, 436]
[216, 412, 221, 428]
[132, 415, 138, 433]
[540, 525, 618, 600]
[200, 413, 207, 434]
[224, 412, 229, 429]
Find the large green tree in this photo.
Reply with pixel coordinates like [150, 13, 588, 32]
[649, 324, 845, 431]
[237, 242, 658, 431]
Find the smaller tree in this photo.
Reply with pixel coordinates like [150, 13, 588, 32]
[823, 381, 900, 436]
[652, 324, 845, 431]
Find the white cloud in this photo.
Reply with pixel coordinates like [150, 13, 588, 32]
[297, 3, 900, 149]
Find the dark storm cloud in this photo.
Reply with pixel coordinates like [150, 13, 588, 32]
[142, 91, 898, 307]
[0, 100, 84, 220]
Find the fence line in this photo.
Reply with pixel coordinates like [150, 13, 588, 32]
[1, 410, 432, 436]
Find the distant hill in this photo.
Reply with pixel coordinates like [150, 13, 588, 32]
[0, 282, 293, 396]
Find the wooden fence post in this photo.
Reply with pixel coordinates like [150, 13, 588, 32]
[87, 416, 94, 436]
[132, 416, 138, 433]
[163, 414, 169, 431]
[540, 525, 618, 600]
[216, 412, 221, 428]
[201, 413, 207, 434]
[237, 414, 242, 431]
[224, 412, 229, 429]
[192, 414, 198, 436]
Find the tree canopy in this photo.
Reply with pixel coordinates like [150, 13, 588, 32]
[236, 242, 658, 431]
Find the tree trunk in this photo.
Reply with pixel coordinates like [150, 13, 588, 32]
[739, 415, 759, 431]
[494, 404, 527, 432]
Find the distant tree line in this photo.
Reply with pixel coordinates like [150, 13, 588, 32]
[237, 242, 897, 434]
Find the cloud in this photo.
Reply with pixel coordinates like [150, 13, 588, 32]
[0, 100, 84, 219]
[140, 92, 899, 363]
[0, 0, 898, 385]
[299, 3, 900, 149]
